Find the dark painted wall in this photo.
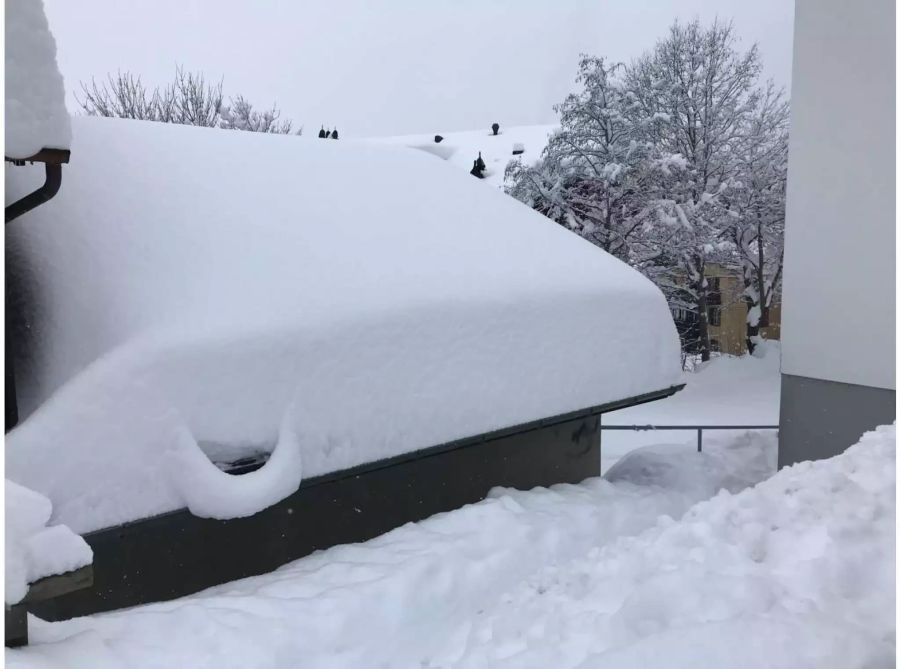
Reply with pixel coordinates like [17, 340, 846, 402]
[778, 373, 895, 468]
[30, 413, 603, 621]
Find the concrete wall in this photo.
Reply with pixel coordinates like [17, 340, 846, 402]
[779, 0, 896, 466]
[779, 374, 895, 468]
[780, 0, 895, 390]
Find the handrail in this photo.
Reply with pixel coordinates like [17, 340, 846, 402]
[600, 423, 779, 452]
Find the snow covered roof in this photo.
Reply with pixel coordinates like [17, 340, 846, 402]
[5, 0, 71, 159]
[369, 124, 556, 189]
[6, 116, 681, 533]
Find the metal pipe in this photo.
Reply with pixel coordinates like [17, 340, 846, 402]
[598, 425, 779, 431]
[5, 148, 70, 432]
[5, 162, 62, 223]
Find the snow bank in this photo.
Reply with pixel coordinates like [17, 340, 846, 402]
[5, 481, 91, 605]
[6, 116, 682, 532]
[5, 0, 71, 158]
[369, 124, 555, 189]
[604, 430, 777, 498]
[11, 427, 890, 668]
[453, 424, 895, 668]
[7, 431, 776, 668]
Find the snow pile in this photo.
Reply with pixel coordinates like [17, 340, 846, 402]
[6, 116, 682, 532]
[449, 423, 895, 668]
[602, 342, 781, 472]
[604, 430, 777, 498]
[369, 124, 555, 189]
[7, 431, 777, 668]
[5, 481, 92, 605]
[5, 0, 71, 158]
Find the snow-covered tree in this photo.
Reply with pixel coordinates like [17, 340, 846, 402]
[507, 20, 785, 363]
[723, 82, 789, 353]
[622, 19, 765, 361]
[506, 57, 669, 263]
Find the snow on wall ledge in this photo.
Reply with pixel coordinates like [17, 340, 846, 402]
[5, 0, 71, 158]
[6, 481, 92, 605]
[6, 117, 682, 533]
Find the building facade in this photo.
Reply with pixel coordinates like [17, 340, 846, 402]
[671, 263, 782, 357]
[778, 0, 895, 467]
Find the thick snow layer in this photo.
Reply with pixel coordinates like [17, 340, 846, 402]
[602, 341, 781, 472]
[7, 430, 779, 668]
[5, 481, 92, 605]
[369, 124, 555, 189]
[6, 116, 681, 532]
[5, 0, 71, 158]
[12, 426, 891, 669]
[453, 424, 895, 668]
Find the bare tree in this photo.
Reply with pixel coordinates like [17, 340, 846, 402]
[76, 66, 299, 134]
[77, 72, 160, 120]
[219, 96, 295, 134]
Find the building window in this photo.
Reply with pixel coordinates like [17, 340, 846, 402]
[710, 338, 721, 353]
[707, 277, 722, 306]
[708, 307, 721, 327]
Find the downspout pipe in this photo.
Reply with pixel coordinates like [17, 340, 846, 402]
[5, 148, 70, 224]
[5, 148, 70, 431]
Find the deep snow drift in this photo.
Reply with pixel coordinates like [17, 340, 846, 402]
[369, 125, 555, 189]
[5, 482, 92, 605]
[8, 426, 893, 668]
[5, 0, 71, 158]
[6, 116, 681, 532]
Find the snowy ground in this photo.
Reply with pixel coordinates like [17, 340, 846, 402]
[602, 344, 781, 473]
[8, 424, 894, 668]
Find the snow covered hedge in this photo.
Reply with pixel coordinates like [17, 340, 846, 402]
[5, 0, 71, 158]
[6, 117, 682, 533]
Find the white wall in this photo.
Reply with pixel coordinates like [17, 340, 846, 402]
[780, 0, 895, 390]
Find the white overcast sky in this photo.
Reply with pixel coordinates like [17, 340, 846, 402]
[44, 0, 795, 138]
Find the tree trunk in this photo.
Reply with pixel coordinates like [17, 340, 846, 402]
[745, 297, 760, 355]
[696, 265, 711, 362]
[745, 221, 769, 355]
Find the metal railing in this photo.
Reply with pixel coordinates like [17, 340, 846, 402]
[599, 424, 779, 452]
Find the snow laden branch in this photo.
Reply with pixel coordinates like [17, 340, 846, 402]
[506, 19, 788, 363]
